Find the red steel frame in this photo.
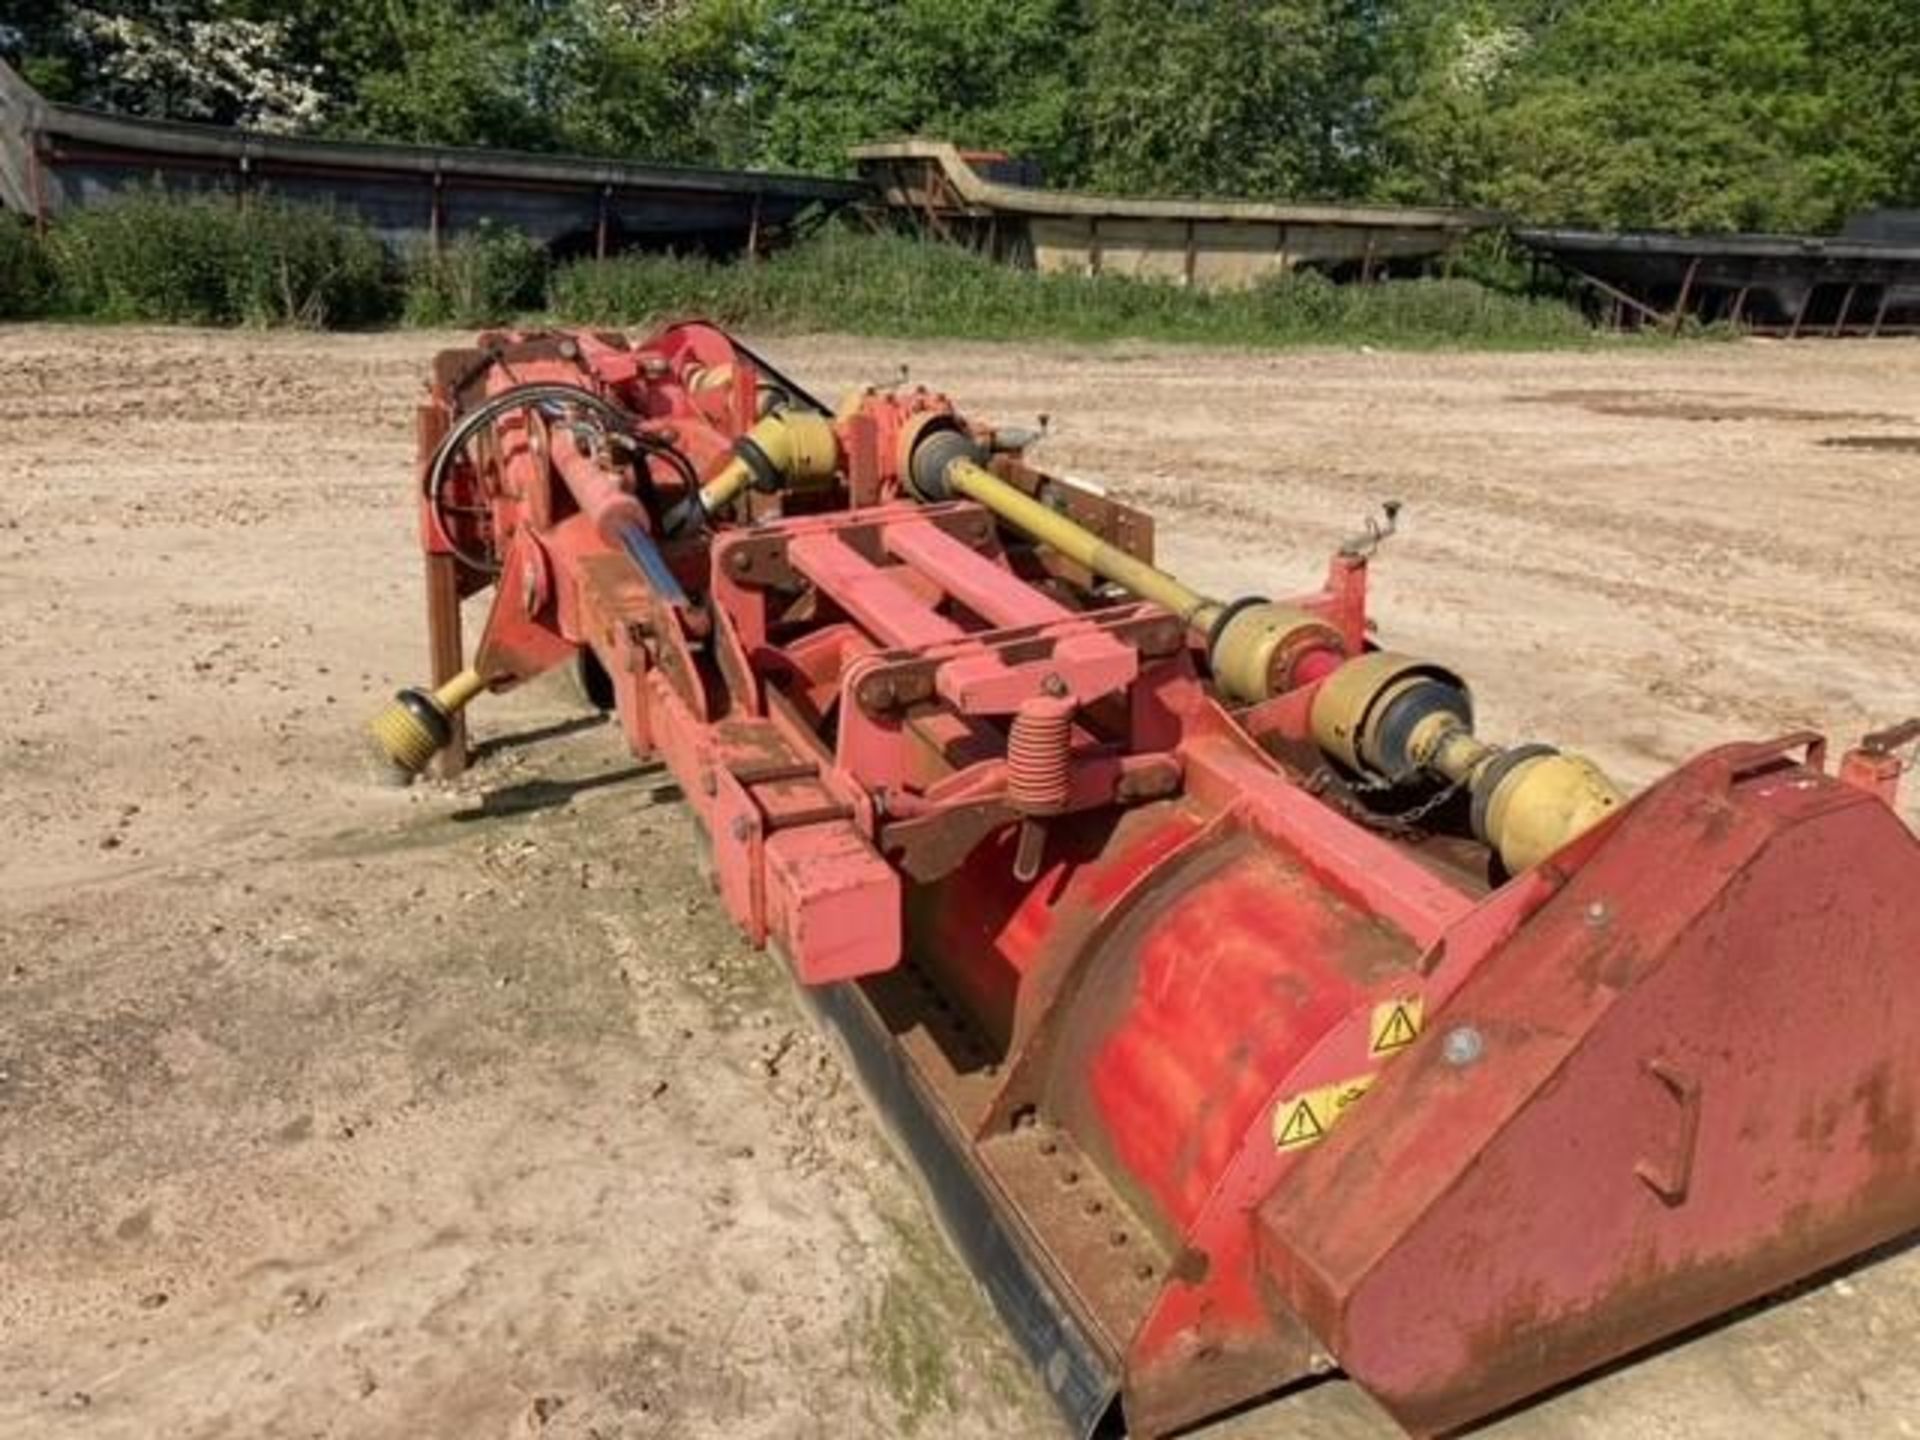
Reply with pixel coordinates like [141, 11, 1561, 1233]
[401, 323, 1920, 1438]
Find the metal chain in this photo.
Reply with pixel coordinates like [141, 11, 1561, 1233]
[1306, 765, 1467, 838]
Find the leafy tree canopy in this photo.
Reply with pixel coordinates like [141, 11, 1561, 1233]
[2, 0, 1913, 232]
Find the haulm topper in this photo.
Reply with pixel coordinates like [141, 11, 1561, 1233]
[369, 323, 1920, 1437]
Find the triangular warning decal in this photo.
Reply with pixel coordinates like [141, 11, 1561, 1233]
[1275, 1097, 1326, 1150]
[1369, 996, 1425, 1056]
[1373, 1004, 1418, 1053]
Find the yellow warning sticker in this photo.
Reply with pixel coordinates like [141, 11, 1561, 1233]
[1369, 996, 1425, 1057]
[1272, 1075, 1376, 1151]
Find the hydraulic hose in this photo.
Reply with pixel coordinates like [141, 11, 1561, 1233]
[425, 382, 664, 575]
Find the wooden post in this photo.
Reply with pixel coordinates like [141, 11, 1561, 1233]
[596, 183, 612, 260]
[1870, 288, 1894, 339]
[27, 141, 49, 235]
[429, 171, 444, 255]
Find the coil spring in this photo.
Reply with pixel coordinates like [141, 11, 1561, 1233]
[1007, 696, 1075, 814]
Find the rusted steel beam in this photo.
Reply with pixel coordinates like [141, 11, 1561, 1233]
[1789, 284, 1815, 339]
[1670, 256, 1702, 333]
[1831, 283, 1859, 337]
[1557, 261, 1671, 327]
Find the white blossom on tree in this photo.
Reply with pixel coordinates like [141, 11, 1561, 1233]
[1446, 21, 1531, 93]
[67, 6, 327, 132]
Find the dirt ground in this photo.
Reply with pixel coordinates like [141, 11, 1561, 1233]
[2, 324, 1917, 1440]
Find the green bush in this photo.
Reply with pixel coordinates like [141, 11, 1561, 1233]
[47, 188, 392, 327]
[403, 221, 549, 327]
[21, 196, 1591, 348]
[549, 227, 1592, 350]
[0, 217, 54, 319]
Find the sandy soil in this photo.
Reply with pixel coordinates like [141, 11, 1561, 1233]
[2, 324, 1917, 1440]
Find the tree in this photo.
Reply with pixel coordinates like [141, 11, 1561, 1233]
[7, 0, 1917, 229]
[1080, 0, 1383, 199]
[4, 2, 325, 128]
[1374, 0, 1920, 232]
[757, 0, 1089, 179]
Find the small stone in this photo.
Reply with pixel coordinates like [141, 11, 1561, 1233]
[283, 1285, 325, 1317]
[137, 1291, 169, 1311]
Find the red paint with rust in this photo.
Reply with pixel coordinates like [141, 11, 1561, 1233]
[398, 325, 1920, 1439]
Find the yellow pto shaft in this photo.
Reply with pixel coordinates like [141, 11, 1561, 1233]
[368, 665, 487, 776]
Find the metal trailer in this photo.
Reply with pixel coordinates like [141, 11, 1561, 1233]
[0, 59, 862, 259]
[1515, 218, 1920, 337]
[852, 139, 1498, 290]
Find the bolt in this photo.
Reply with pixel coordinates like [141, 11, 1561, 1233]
[1041, 673, 1069, 698]
[729, 816, 751, 843]
[1586, 899, 1611, 927]
[862, 678, 897, 711]
[1442, 1025, 1485, 1068]
[729, 549, 753, 573]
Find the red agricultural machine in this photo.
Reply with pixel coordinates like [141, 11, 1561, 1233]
[369, 323, 1920, 1437]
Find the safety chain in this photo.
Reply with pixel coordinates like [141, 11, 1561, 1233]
[1305, 765, 1467, 838]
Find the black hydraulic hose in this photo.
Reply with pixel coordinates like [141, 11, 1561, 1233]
[426, 382, 688, 576]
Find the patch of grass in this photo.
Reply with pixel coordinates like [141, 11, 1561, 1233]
[0, 215, 54, 318]
[867, 1213, 964, 1432]
[46, 187, 391, 327]
[403, 220, 550, 327]
[860, 1202, 1053, 1434]
[15, 194, 1596, 347]
[549, 226, 1594, 349]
